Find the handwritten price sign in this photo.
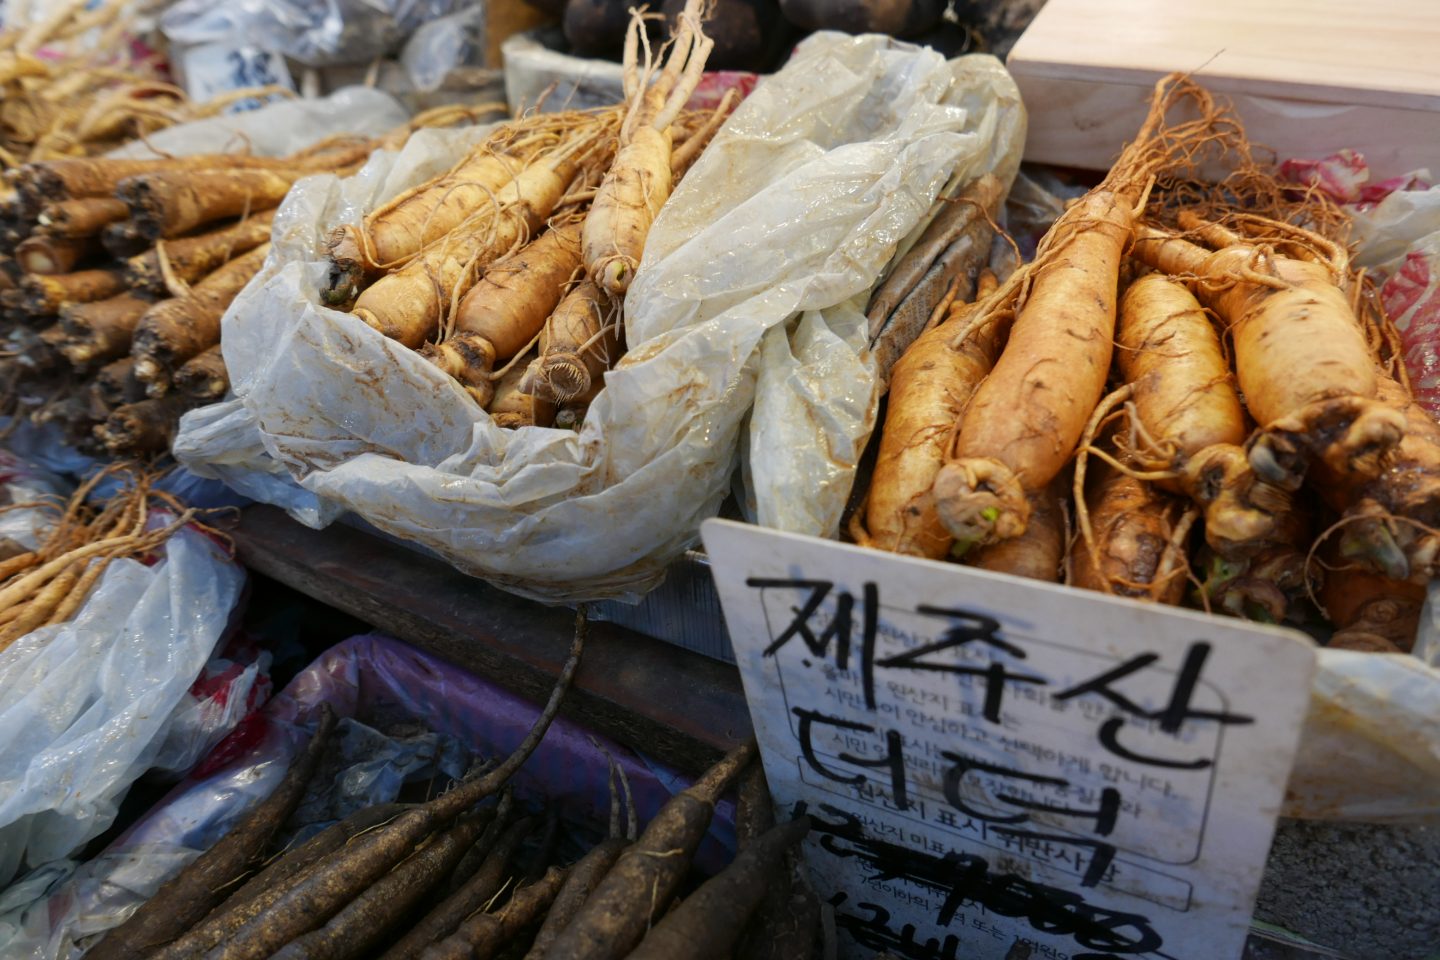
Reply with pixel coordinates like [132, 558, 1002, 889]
[702, 519, 1316, 960]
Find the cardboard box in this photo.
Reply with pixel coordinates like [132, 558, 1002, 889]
[1006, 0, 1440, 178]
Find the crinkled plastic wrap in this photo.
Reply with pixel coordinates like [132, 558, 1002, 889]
[175, 34, 1025, 602]
[0, 634, 735, 960]
[0, 450, 72, 554]
[107, 86, 409, 161]
[502, 29, 758, 115]
[160, 0, 464, 67]
[0, 526, 247, 889]
[742, 53, 1025, 537]
[399, 5, 485, 93]
[1287, 647, 1440, 823]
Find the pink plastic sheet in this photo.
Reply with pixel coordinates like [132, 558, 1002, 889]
[1279, 150, 1440, 416]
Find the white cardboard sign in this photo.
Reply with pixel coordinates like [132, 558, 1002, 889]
[701, 519, 1318, 960]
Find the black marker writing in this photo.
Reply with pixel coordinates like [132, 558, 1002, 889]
[794, 706, 910, 810]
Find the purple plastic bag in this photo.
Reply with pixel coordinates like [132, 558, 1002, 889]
[4, 633, 735, 959]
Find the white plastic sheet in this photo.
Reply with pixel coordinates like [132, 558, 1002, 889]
[0, 527, 246, 887]
[174, 34, 1027, 602]
[740, 53, 1024, 536]
[107, 86, 409, 162]
[1287, 648, 1440, 822]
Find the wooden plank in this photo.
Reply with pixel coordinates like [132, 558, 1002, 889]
[231, 504, 753, 774]
[1009, 0, 1440, 110]
[1007, 0, 1440, 179]
[1009, 72, 1440, 179]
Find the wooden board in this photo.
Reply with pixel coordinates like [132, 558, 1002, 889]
[1007, 0, 1440, 177]
[231, 505, 753, 775]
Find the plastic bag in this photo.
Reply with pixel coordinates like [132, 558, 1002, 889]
[0, 449, 72, 555]
[0, 525, 247, 887]
[741, 53, 1024, 537]
[147, 631, 274, 779]
[1279, 150, 1440, 415]
[174, 34, 1028, 602]
[399, 5, 486, 93]
[0, 417, 250, 513]
[160, 0, 465, 68]
[0, 633, 736, 959]
[106, 86, 410, 161]
[501, 28, 758, 115]
[1286, 648, 1440, 823]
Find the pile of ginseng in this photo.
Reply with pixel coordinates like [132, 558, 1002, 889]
[88, 614, 820, 960]
[0, 0, 284, 166]
[0, 114, 477, 456]
[854, 73, 1433, 656]
[322, 0, 734, 431]
[0, 462, 196, 653]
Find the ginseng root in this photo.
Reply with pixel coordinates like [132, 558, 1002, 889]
[58, 293, 152, 366]
[858, 271, 1002, 559]
[488, 355, 537, 428]
[117, 168, 302, 239]
[125, 210, 276, 293]
[87, 707, 337, 960]
[332, 142, 538, 277]
[1198, 498, 1316, 623]
[524, 279, 619, 405]
[100, 220, 149, 258]
[1072, 439, 1195, 605]
[582, 0, 714, 296]
[95, 356, 145, 407]
[352, 145, 588, 347]
[94, 395, 191, 454]
[1131, 221, 1403, 490]
[1115, 273, 1287, 555]
[933, 189, 1134, 549]
[1311, 372, 1440, 581]
[174, 345, 229, 402]
[131, 243, 268, 392]
[37, 196, 128, 237]
[536, 740, 757, 960]
[968, 479, 1066, 582]
[422, 220, 583, 405]
[931, 75, 1233, 550]
[19, 267, 125, 314]
[15, 231, 94, 273]
[1319, 549, 1424, 653]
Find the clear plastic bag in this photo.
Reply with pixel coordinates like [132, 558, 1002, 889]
[0, 525, 247, 888]
[160, 0, 467, 68]
[0, 633, 736, 960]
[174, 34, 1027, 602]
[501, 28, 760, 115]
[399, 5, 486, 93]
[106, 86, 410, 161]
[739, 53, 1024, 537]
[0, 449, 72, 555]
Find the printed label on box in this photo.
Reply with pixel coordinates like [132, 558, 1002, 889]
[180, 43, 294, 109]
[701, 518, 1317, 960]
